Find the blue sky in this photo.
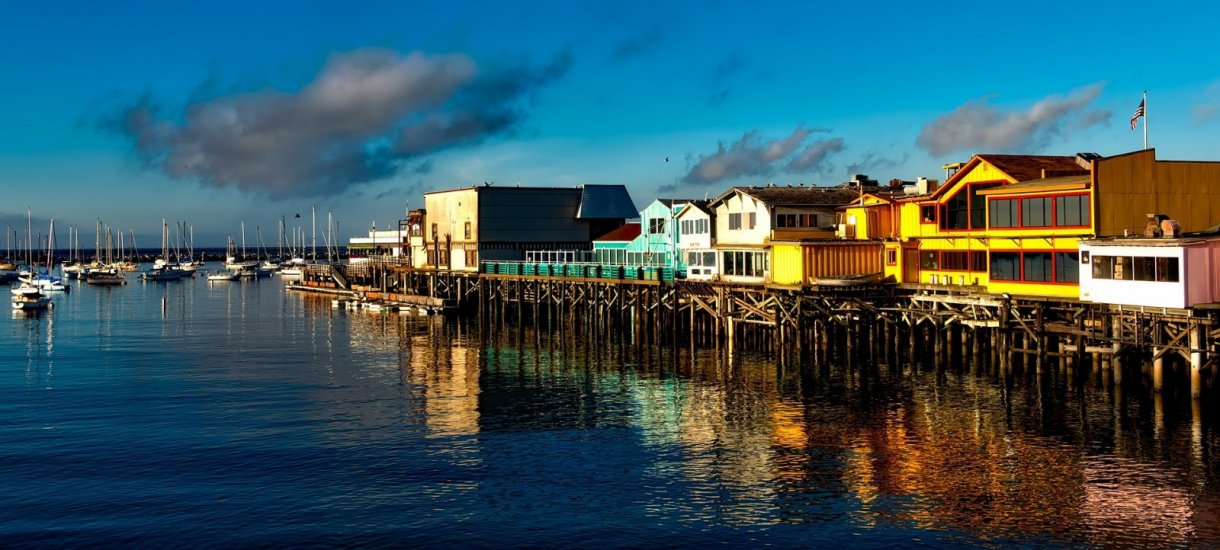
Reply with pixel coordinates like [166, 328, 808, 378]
[3, 0, 1219, 248]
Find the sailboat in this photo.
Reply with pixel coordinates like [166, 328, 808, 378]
[142, 220, 189, 281]
[19, 218, 70, 292]
[85, 227, 125, 286]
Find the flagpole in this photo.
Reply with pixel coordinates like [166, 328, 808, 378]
[1143, 90, 1148, 150]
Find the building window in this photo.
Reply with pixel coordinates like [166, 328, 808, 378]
[920, 251, 939, 270]
[1055, 252, 1079, 283]
[1092, 255, 1114, 279]
[1055, 195, 1090, 227]
[970, 251, 988, 272]
[885, 249, 897, 266]
[431, 223, 438, 240]
[941, 251, 969, 271]
[464, 221, 471, 240]
[748, 212, 757, 229]
[728, 213, 742, 230]
[720, 250, 767, 277]
[1020, 197, 1052, 227]
[921, 205, 937, 223]
[941, 183, 1000, 231]
[649, 218, 667, 234]
[1023, 252, 1053, 282]
[465, 249, 478, 265]
[989, 199, 1018, 228]
[990, 252, 1021, 281]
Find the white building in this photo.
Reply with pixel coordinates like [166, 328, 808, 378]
[1079, 236, 1220, 309]
[675, 200, 715, 280]
[707, 185, 857, 284]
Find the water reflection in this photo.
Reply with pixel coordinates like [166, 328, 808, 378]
[405, 319, 1220, 546]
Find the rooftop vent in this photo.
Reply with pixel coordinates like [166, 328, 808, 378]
[1075, 152, 1101, 170]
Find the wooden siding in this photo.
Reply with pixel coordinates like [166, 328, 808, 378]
[1095, 149, 1220, 235]
[770, 241, 883, 286]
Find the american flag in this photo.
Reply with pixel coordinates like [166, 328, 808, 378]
[1130, 99, 1145, 130]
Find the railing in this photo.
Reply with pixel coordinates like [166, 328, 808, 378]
[480, 261, 681, 282]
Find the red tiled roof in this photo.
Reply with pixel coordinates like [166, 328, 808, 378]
[594, 223, 641, 242]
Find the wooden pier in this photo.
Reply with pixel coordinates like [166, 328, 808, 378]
[305, 259, 1220, 399]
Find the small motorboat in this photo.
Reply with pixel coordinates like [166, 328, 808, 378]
[207, 270, 240, 282]
[85, 270, 126, 286]
[11, 286, 51, 311]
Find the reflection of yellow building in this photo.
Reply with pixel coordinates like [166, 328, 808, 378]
[403, 319, 481, 437]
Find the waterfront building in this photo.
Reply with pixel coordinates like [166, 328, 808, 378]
[620, 199, 692, 270]
[423, 184, 636, 271]
[592, 222, 640, 265]
[675, 200, 715, 280]
[346, 209, 426, 267]
[895, 154, 1090, 293]
[1079, 234, 1220, 309]
[709, 185, 856, 284]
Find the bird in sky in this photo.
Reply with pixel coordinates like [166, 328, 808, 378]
[664, 156, 669, 163]
[294, 213, 301, 218]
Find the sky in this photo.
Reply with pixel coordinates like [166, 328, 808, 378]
[3, 0, 1220, 249]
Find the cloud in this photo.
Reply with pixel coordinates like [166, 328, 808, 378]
[102, 48, 570, 199]
[610, 26, 664, 61]
[845, 152, 909, 177]
[656, 183, 679, 194]
[681, 126, 842, 185]
[915, 83, 1109, 157]
[787, 138, 845, 172]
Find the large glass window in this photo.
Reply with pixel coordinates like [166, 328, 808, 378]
[1092, 255, 1114, 279]
[649, 218, 667, 234]
[970, 251, 988, 272]
[1055, 195, 1090, 227]
[1023, 252, 1053, 282]
[1021, 197, 1051, 227]
[1132, 256, 1156, 281]
[1092, 254, 1179, 283]
[990, 252, 1021, 281]
[1055, 252, 1079, 283]
[940, 183, 999, 230]
[920, 251, 939, 270]
[941, 251, 969, 271]
[1156, 257, 1180, 282]
[990, 199, 1018, 228]
[728, 213, 741, 230]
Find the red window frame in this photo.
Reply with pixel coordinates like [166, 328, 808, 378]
[987, 192, 1091, 230]
[989, 249, 1080, 285]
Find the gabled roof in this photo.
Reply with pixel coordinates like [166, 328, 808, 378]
[976, 154, 1086, 181]
[577, 184, 638, 219]
[710, 186, 862, 208]
[594, 223, 641, 242]
[911, 154, 1088, 203]
[675, 200, 712, 218]
[655, 198, 698, 208]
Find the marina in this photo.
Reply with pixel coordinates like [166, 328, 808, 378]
[3, 262, 1220, 546]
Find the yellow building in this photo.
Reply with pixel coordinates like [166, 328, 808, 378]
[890, 149, 1220, 299]
[894, 154, 1090, 296]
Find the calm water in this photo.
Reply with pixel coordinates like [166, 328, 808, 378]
[3, 267, 1220, 548]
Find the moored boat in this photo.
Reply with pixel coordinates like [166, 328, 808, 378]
[11, 286, 51, 310]
[207, 270, 240, 281]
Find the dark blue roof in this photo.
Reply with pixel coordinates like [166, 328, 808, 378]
[576, 184, 637, 219]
